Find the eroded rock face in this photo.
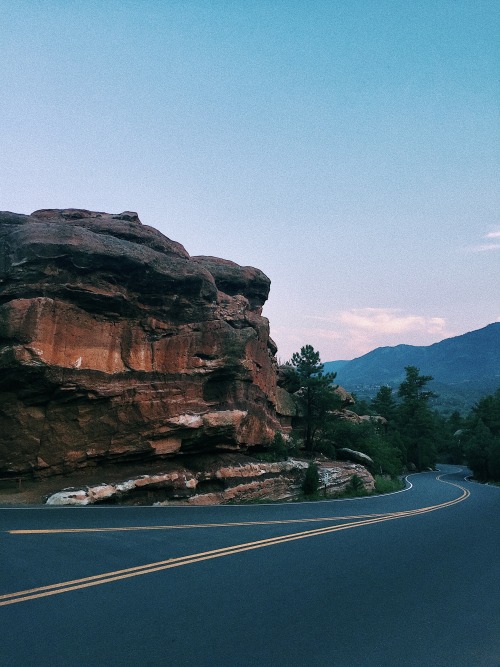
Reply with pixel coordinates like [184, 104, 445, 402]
[43, 454, 375, 506]
[0, 209, 281, 475]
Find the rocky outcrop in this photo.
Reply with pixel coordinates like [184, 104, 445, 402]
[44, 454, 375, 506]
[0, 209, 282, 476]
[336, 448, 375, 468]
[318, 460, 375, 495]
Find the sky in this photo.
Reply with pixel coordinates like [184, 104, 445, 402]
[1, 0, 498, 362]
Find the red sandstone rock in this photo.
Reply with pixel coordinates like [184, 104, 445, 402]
[0, 209, 282, 475]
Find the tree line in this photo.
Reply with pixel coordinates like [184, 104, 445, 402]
[282, 345, 500, 483]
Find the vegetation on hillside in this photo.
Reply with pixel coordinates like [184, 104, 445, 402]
[441, 389, 500, 482]
[322, 323, 500, 416]
[282, 345, 500, 484]
[287, 345, 342, 453]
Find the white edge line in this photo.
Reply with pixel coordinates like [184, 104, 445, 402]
[1, 466, 475, 511]
[0, 476, 416, 510]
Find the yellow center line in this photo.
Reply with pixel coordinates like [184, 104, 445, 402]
[8, 473, 468, 535]
[0, 477, 469, 607]
[8, 513, 393, 534]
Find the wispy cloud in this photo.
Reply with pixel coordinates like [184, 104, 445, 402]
[469, 230, 500, 252]
[473, 243, 500, 252]
[337, 308, 446, 336]
[275, 308, 453, 360]
[329, 308, 451, 357]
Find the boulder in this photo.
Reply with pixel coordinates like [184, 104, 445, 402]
[333, 386, 355, 406]
[0, 209, 281, 475]
[336, 448, 375, 467]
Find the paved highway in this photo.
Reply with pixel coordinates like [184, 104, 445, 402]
[1, 465, 499, 666]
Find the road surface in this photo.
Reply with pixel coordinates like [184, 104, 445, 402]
[1, 465, 499, 666]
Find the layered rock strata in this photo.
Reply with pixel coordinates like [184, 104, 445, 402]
[44, 455, 375, 506]
[0, 209, 281, 476]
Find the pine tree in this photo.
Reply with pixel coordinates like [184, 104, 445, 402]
[371, 385, 398, 422]
[288, 345, 340, 453]
[397, 366, 438, 470]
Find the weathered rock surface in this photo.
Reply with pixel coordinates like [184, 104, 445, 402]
[0, 209, 282, 476]
[44, 454, 375, 505]
[337, 447, 375, 468]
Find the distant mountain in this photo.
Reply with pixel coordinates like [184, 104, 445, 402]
[323, 323, 500, 414]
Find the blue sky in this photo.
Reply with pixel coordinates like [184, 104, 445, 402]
[1, 0, 498, 360]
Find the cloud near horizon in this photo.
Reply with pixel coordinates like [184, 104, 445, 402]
[329, 309, 451, 358]
[273, 308, 453, 361]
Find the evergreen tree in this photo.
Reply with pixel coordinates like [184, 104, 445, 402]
[302, 462, 320, 496]
[371, 385, 398, 422]
[472, 389, 500, 436]
[397, 366, 438, 470]
[436, 411, 467, 464]
[464, 419, 494, 481]
[289, 345, 341, 453]
[463, 389, 500, 481]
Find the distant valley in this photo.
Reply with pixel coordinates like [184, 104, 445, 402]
[324, 323, 500, 414]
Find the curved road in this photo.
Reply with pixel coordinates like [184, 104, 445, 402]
[1, 465, 499, 666]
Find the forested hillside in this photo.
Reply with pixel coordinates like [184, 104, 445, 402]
[323, 323, 500, 414]
[284, 345, 500, 486]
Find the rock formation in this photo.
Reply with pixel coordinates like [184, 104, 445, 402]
[336, 448, 375, 468]
[44, 455, 375, 506]
[0, 209, 282, 476]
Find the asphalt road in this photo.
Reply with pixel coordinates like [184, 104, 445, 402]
[1, 465, 499, 667]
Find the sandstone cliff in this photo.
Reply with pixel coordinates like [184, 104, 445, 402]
[0, 209, 281, 476]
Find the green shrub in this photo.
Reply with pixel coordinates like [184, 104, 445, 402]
[271, 432, 289, 459]
[302, 462, 320, 496]
[340, 474, 369, 498]
[374, 475, 405, 494]
[253, 432, 290, 462]
[348, 474, 364, 493]
[316, 441, 336, 459]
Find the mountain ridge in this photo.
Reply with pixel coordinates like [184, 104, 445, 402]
[323, 322, 500, 413]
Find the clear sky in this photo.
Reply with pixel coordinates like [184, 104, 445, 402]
[1, 0, 498, 361]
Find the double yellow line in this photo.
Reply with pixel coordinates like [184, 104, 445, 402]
[7, 513, 400, 534]
[0, 476, 469, 607]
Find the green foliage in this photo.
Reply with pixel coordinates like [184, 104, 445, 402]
[472, 389, 500, 436]
[326, 419, 369, 451]
[348, 474, 364, 493]
[460, 390, 500, 481]
[349, 398, 373, 416]
[398, 365, 437, 403]
[254, 432, 294, 462]
[288, 345, 342, 453]
[323, 419, 403, 477]
[432, 389, 500, 481]
[488, 441, 500, 480]
[302, 462, 320, 496]
[396, 366, 439, 470]
[464, 420, 494, 480]
[339, 474, 370, 498]
[371, 386, 398, 422]
[315, 440, 336, 459]
[374, 475, 405, 494]
[270, 432, 288, 459]
[286, 341, 500, 483]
